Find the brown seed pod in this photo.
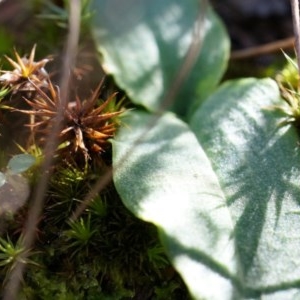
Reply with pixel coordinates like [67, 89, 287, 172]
[18, 79, 124, 164]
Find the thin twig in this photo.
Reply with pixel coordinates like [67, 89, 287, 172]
[291, 0, 300, 88]
[2, 1, 81, 299]
[230, 36, 295, 60]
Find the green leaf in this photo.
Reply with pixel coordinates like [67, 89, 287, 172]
[7, 154, 36, 175]
[190, 78, 300, 298]
[91, 0, 229, 117]
[0, 172, 5, 188]
[112, 111, 236, 299]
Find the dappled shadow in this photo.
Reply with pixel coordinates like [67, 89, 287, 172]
[190, 79, 300, 291]
[191, 97, 300, 292]
[114, 112, 193, 214]
[223, 115, 300, 275]
[160, 231, 300, 299]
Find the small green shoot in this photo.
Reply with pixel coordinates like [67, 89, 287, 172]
[0, 236, 26, 268]
[87, 195, 107, 217]
[64, 214, 96, 254]
[277, 51, 300, 90]
[147, 245, 169, 270]
[0, 235, 37, 282]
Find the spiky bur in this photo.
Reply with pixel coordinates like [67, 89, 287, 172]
[0, 45, 52, 150]
[0, 44, 51, 94]
[17, 79, 124, 165]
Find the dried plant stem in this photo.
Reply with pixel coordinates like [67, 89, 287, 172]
[230, 36, 295, 60]
[2, 1, 81, 299]
[291, 0, 300, 88]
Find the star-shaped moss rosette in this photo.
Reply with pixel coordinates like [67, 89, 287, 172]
[0, 45, 50, 93]
[18, 80, 124, 163]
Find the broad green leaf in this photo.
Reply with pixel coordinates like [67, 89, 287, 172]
[7, 154, 35, 175]
[0, 172, 5, 187]
[0, 173, 30, 215]
[190, 78, 300, 298]
[112, 111, 237, 299]
[91, 0, 229, 117]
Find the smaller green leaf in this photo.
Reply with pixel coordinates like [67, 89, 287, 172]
[0, 172, 6, 188]
[91, 0, 229, 117]
[7, 154, 36, 174]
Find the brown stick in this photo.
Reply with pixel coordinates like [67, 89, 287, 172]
[2, 1, 81, 299]
[230, 36, 295, 60]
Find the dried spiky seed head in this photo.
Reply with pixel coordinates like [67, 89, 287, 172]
[17, 80, 124, 164]
[0, 45, 51, 92]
